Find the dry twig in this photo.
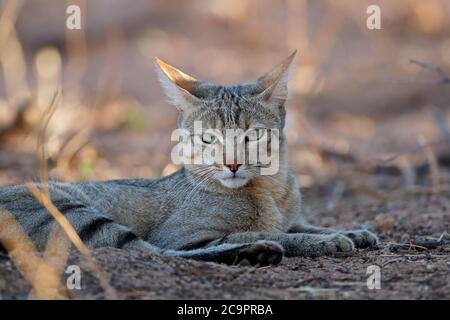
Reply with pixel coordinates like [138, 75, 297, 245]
[409, 59, 450, 85]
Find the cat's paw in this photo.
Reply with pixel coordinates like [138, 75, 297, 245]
[318, 233, 355, 256]
[341, 229, 379, 249]
[235, 240, 284, 267]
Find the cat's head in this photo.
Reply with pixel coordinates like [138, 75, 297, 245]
[156, 52, 296, 190]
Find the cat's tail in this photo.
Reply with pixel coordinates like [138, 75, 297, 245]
[161, 240, 284, 266]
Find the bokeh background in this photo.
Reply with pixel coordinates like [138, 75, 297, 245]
[1, 0, 449, 209]
[1, 0, 450, 300]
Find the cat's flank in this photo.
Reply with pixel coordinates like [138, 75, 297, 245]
[0, 52, 378, 266]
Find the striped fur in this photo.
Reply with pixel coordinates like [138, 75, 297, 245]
[0, 53, 378, 265]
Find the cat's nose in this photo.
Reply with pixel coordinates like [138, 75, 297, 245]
[225, 162, 242, 173]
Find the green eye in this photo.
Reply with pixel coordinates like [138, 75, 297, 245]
[202, 132, 217, 144]
[246, 129, 265, 141]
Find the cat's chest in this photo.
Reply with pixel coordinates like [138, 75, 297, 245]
[189, 192, 287, 232]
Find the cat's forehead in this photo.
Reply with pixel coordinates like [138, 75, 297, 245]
[195, 83, 249, 99]
[180, 86, 281, 130]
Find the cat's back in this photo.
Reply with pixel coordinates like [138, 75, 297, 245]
[0, 171, 183, 234]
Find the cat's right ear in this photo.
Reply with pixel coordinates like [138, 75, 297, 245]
[155, 58, 203, 111]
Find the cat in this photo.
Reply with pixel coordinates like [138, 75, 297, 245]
[0, 51, 378, 266]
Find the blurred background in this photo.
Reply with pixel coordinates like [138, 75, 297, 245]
[0, 0, 449, 209]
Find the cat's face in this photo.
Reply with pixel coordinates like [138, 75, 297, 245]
[156, 52, 296, 189]
[179, 91, 282, 188]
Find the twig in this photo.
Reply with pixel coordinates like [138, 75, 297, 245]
[387, 59, 450, 85]
[382, 258, 404, 267]
[411, 239, 450, 249]
[377, 139, 450, 165]
[331, 251, 357, 258]
[410, 232, 450, 249]
[386, 242, 429, 252]
[409, 59, 450, 85]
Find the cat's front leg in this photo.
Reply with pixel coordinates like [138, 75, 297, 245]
[288, 221, 379, 249]
[209, 231, 355, 258]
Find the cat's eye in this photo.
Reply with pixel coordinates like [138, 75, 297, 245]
[246, 129, 265, 141]
[201, 132, 218, 144]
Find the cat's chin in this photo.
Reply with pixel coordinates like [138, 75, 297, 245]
[218, 177, 250, 189]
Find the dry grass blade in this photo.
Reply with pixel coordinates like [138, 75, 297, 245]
[24, 90, 118, 299]
[56, 129, 91, 178]
[28, 224, 72, 299]
[37, 90, 60, 187]
[0, 208, 66, 299]
[26, 184, 90, 256]
[418, 135, 440, 190]
[25, 183, 118, 299]
[0, 0, 23, 54]
[349, 180, 387, 203]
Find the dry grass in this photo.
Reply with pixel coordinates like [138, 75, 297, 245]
[0, 208, 66, 299]
[0, 90, 117, 299]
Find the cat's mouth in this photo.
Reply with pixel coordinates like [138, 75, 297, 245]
[221, 176, 246, 181]
[218, 175, 251, 189]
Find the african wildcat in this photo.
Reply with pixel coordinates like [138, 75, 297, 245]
[0, 52, 378, 266]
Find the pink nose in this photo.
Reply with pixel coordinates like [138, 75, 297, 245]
[225, 162, 241, 173]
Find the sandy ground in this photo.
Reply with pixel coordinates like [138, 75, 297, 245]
[0, 184, 448, 300]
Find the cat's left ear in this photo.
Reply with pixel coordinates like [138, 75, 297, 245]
[253, 51, 297, 106]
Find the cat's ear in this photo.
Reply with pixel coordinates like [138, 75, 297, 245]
[253, 51, 297, 106]
[155, 58, 203, 111]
